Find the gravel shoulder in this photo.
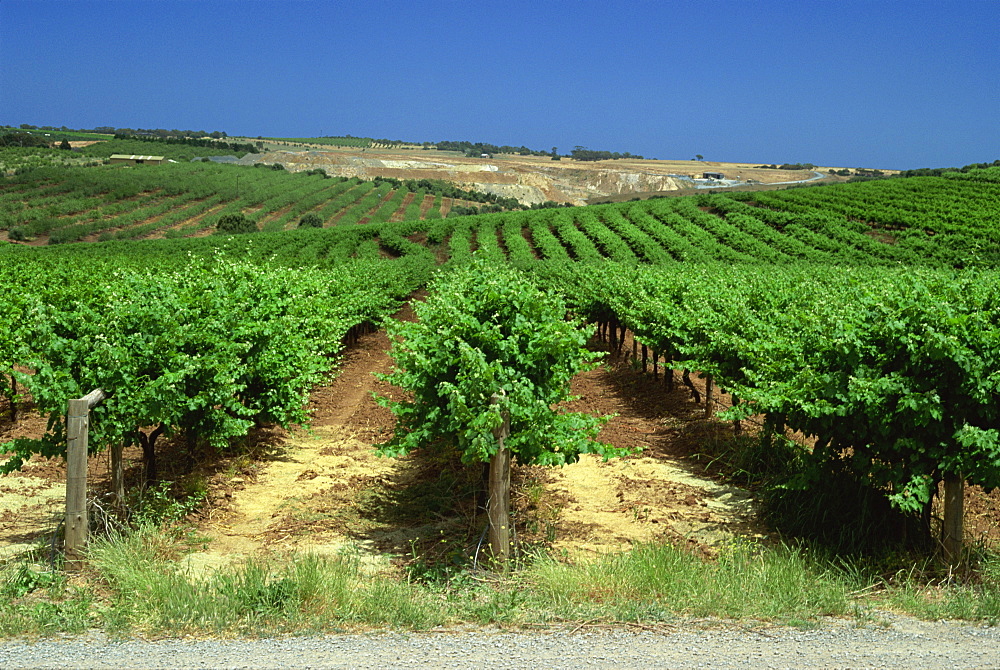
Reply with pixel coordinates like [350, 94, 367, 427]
[2, 616, 998, 669]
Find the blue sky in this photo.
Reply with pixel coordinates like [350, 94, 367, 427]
[2, 0, 997, 169]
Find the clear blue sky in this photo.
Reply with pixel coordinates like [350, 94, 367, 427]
[2, 0, 997, 169]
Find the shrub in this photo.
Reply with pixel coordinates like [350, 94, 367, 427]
[216, 213, 257, 234]
[298, 213, 323, 228]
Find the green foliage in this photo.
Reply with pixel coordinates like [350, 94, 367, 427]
[545, 261, 1000, 544]
[376, 260, 626, 466]
[0, 255, 422, 475]
[7, 227, 29, 241]
[0, 132, 51, 148]
[215, 213, 257, 234]
[131, 481, 207, 526]
[298, 213, 323, 228]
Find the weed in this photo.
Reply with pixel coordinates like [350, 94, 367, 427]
[1, 563, 63, 599]
[132, 481, 206, 527]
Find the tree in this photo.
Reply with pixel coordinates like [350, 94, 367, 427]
[215, 213, 257, 234]
[376, 260, 628, 562]
[59, 139, 72, 151]
[696, 154, 704, 161]
[298, 213, 323, 228]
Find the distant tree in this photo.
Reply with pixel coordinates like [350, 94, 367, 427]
[0, 132, 49, 148]
[298, 213, 323, 228]
[215, 213, 257, 234]
[59, 139, 72, 150]
[696, 154, 704, 161]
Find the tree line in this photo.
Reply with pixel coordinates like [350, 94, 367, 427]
[113, 134, 260, 155]
[569, 147, 645, 161]
[17, 123, 231, 139]
[435, 140, 556, 158]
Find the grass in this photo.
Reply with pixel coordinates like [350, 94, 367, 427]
[3, 521, 998, 638]
[522, 540, 852, 623]
[85, 525, 448, 636]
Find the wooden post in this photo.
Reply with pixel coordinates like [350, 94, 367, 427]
[8, 370, 16, 422]
[942, 471, 964, 569]
[64, 389, 106, 570]
[488, 392, 511, 567]
[732, 395, 742, 435]
[704, 375, 715, 419]
[110, 443, 125, 508]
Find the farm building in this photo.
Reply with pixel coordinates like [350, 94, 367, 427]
[109, 154, 165, 165]
[703, 172, 724, 180]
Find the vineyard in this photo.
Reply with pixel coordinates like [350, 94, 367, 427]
[0, 161, 502, 245]
[3, 162, 1000, 590]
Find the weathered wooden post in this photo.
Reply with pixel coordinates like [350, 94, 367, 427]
[942, 472, 964, 569]
[488, 392, 512, 567]
[110, 442, 125, 509]
[731, 395, 743, 435]
[65, 389, 106, 570]
[7, 369, 17, 422]
[704, 375, 715, 419]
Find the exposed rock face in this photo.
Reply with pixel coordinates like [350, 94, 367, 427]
[236, 148, 825, 205]
[236, 150, 689, 205]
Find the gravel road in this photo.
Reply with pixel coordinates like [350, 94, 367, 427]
[2, 615, 998, 669]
